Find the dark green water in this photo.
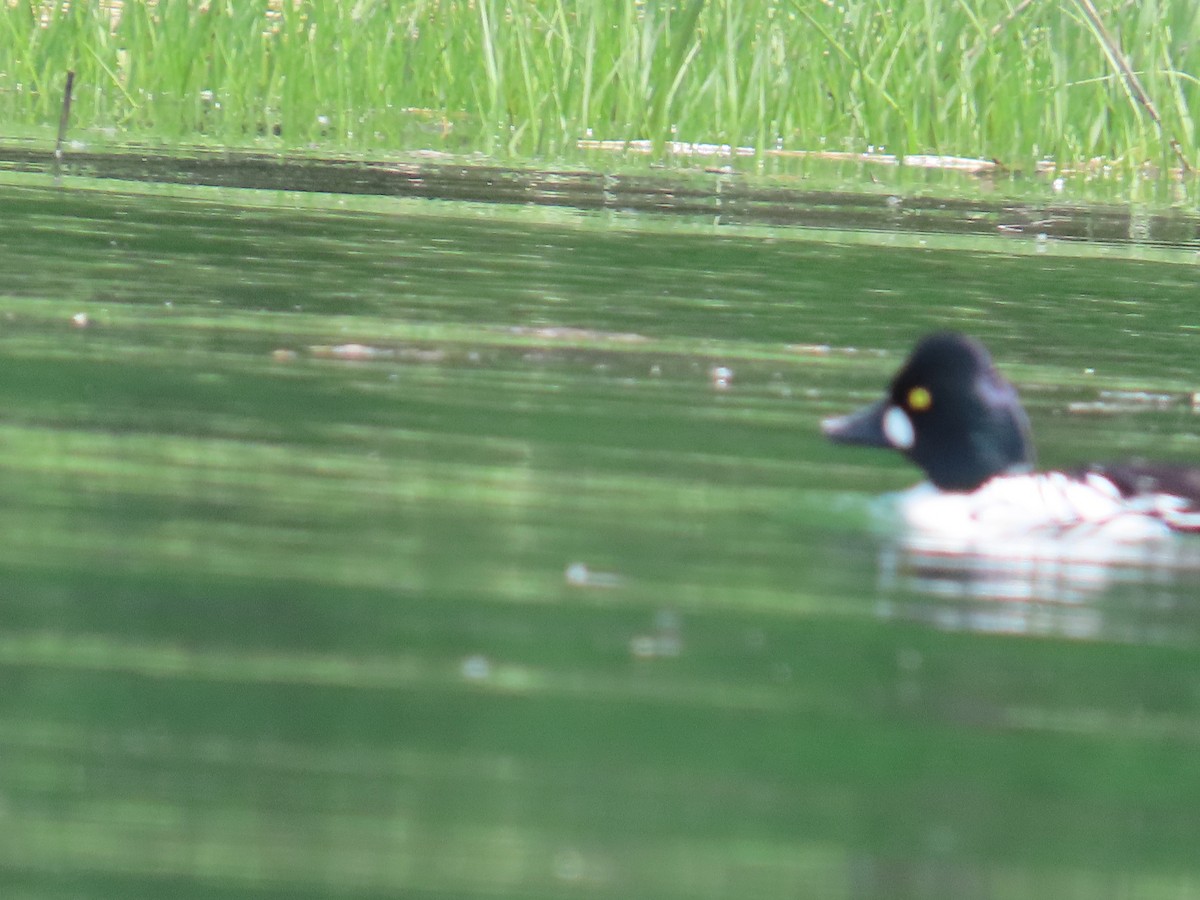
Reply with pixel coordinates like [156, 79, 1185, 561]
[4, 176, 1200, 898]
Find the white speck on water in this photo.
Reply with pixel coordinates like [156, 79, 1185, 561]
[710, 365, 733, 390]
[564, 562, 589, 586]
[629, 635, 658, 658]
[461, 655, 491, 681]
[565, 562, 622, 588]
[553, 848, 587, 882]
[630, 608, 683, 658]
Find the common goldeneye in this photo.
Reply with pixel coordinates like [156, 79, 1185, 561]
[822, 332, 1200, 547]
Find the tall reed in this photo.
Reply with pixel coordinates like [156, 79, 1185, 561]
[2, 1, 1197, 170]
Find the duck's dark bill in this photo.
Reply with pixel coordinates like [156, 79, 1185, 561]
[821, 398, 891, 448]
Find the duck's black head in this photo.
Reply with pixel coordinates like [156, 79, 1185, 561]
[822, 332, 1035, 491]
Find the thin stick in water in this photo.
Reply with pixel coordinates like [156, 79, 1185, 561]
[55, 70, 76, 165]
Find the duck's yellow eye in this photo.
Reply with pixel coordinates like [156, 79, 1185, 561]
[907, 386, 932, 412]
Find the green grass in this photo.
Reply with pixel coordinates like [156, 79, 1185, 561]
[3, 1, 1200, 171]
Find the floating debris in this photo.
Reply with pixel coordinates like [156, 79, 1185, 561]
[309, 343, 392, 360]
[70, 312, 90, 328]
[307, 344, 445, 363]
[395, 347, 447, 363]
[1100, 389, 1175, 407]
[785, 343, 889, 357]
[1068, 390, 1178, 414]
[710, 365, 733, 390]
[576, 140, 1004, 173]
[507, 325, 647, 343]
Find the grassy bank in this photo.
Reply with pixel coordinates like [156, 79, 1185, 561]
[3, 0, 1198, 171]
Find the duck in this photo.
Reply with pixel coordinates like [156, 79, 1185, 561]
[821, 332, 1200, 547]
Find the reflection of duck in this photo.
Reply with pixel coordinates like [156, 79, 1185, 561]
[822, 332, 1200, 549]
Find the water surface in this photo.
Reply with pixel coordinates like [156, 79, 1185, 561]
[4, 174, 1200, 897]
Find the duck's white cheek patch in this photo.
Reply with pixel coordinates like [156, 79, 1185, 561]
[882, 405, 915, 449]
